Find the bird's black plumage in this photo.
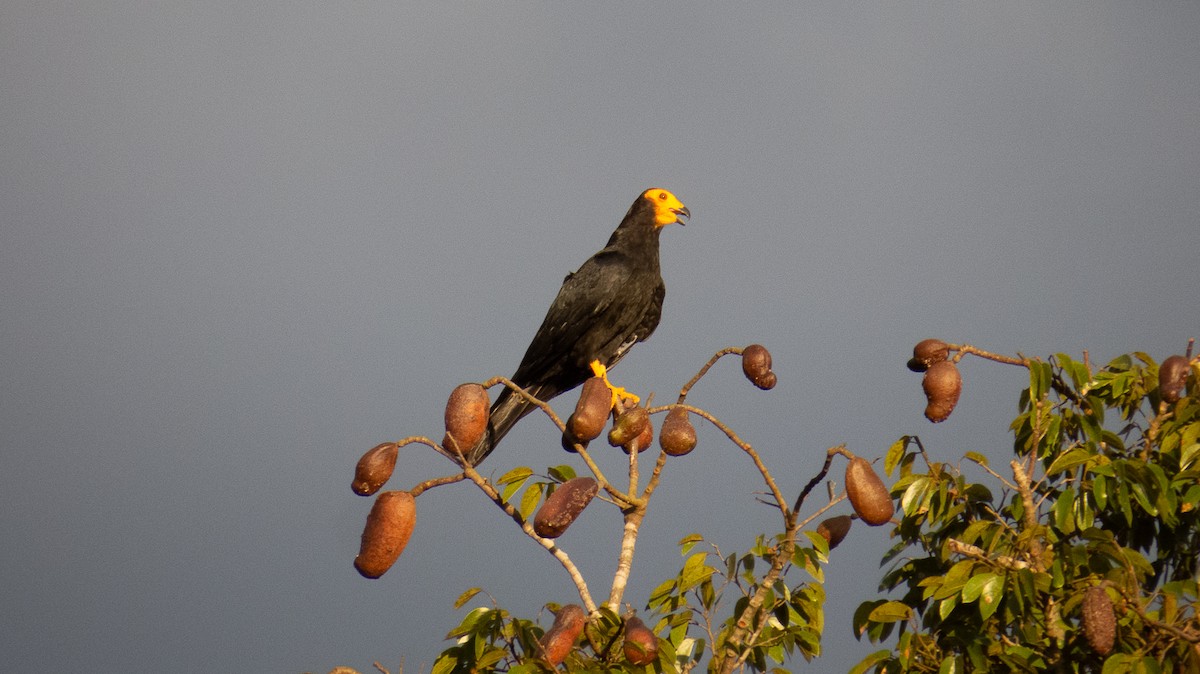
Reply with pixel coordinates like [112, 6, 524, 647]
[465, 188, 688, 465]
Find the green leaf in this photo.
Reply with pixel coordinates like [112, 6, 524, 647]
[849, 650, 892, 674]
[518, 483, 543, 520]
[475, 648, 506, 669]
[977, 574, 1004, 620]
[961, 572, 1000, 603]
[497, 466, 533, 485]
[445, 606, 492, 638]
[430, 652, 457, 674]
[1053, 489, 1076, 534]
[867, 600, 912, 623]
[499, 473, 531, 503]
[1046, 447, 1093, 475]
[647, 578, 677, 610]
[1058, 353, 1091, 389]
[1181, 441, 1200, 471]
[453, 587, 483, 609]
[901, 476, 932, 516]
[546, 464, 576, 482]
[963, 451, 989, 467]
[1030, 360, 1052, 400]
[938, 595, 958, 620]
[680, 552, 715, 590]
[678, 533, 704, 556]
[1093, 473, 1108, 509]
[1127, 477, 1158, 516]
[939, 655, 962, 674]
[852, 601, 880, 638]
[885, 436, 908, 476]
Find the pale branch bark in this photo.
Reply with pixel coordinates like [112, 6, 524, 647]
[607, 506, 646, 610]
[675, 347, 743, 403]
[950, 343, 1027, 367]
[945, 538, 1029, 570]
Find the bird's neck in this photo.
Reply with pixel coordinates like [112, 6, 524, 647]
[605, 223, 662, 266]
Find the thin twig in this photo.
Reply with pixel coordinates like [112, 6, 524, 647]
[408, 472, 466, 497]
[793, 445, 850, 514]
[676, 347, 742, 403]
[951, 343, 1027, 367]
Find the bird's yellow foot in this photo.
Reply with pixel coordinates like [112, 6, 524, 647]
[589, 360, 640, 409]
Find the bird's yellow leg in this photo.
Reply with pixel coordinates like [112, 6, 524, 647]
[589, 360, 640, 409]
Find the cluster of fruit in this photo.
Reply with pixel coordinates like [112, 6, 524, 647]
[348, 345, 779, 580]
[907, 339, 962, 422]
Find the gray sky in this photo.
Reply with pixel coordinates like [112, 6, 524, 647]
[2, 3, 1198, 673]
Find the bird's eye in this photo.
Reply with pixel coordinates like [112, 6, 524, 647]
[657, 192, 667, 200]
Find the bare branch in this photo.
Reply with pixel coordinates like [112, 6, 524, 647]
[452, 442, 597, 613]
[676, 347, 743, 403]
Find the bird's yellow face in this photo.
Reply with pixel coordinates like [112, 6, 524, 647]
[642, 188, 690, 227]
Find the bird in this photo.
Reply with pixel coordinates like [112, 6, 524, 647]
[464, 187, 689, 465]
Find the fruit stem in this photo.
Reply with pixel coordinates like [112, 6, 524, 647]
[675, 347, 743, 404]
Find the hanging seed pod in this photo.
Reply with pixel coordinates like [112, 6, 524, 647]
[1159, 355, 1189, 404]
[443, 383, 489, 455]
[624, 416, 654, 455]
[539, 604, 586, 666]
[352, 442, 400, 496]
[659, 407, 698, 456]
[568, 377, 613, 442]
[922, 360, 962, 423]
[353, 491, 416, 579]
[622, 616, 659, 666]
[907, 338, 951, 372]
[533, 477, 599, 539]
[741, 344, 777, 390]
[845, 456, 894, 526]
[1081, 586, 1116, 656]
[815, 514, 853, 549]
[608, 406, 651, 449]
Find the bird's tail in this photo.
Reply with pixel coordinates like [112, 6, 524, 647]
[464, 385, 550, 465]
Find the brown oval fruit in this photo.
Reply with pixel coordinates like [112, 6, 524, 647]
[443, 383, 489, 455]
[907, 338, 951, 372]
[352, 442, 400, 496]
[1160, 354, 1189, 404]
[568, 377, 613, 442]
[625, 417, 654, 455]
[845, 456, 894, 526]
[540, 604, 586, 666]
[533, 477, 599, 539]
[742, 344, 776, 390]
[608, 406, 651, 449]
[659, 407, 698, 456]
[354, 490, 416, 579]
[1081, 586, 1115, 656]
[922, 360, 962, 423]
[815, 514, 853, 549]
[623, 616, 659, 666]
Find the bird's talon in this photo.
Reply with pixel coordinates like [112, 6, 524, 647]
[612, 386, 640, 407]
[589, 359, 639, 410]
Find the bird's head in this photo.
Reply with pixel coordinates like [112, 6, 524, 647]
[641, 188, 690, 227]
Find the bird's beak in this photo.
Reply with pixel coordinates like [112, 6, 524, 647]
[672, 206, 691, 226]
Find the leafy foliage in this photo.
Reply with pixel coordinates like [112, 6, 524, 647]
[855, 351, 1200, 673]
[343, 343, 1199, 674]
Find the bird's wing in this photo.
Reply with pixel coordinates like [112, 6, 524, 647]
[511, 249, 632, 382]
